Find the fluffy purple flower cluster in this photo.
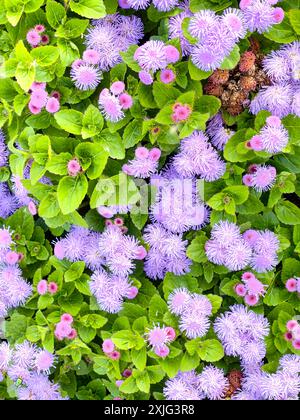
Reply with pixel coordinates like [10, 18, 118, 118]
[205, 221, 279, 273]
[214, 304, 269, 366]
[54, 225, 145, 313]
[143, 223, 191, 280]
[0, 130, 8, 168]
[251, 42, 300, 118]
[164, 367, 229, 400]
[206, 113, 235, 151]
[89, 269, 138, 313]
[172, 130, 226, 181]
[168, 288, 212, 339]
[243, 164, 277, 192]
[248, 116, 289, 154]
[98, 82, 133, 122]
[122, 0, 179, 12]
[97, 205, 131, 219]
[150, 177, 209, 234]
[146, 325, 176, 357]
[54, 225, 146, 274]
[134, 41, 180, 85]
[122, 146, 161, 178]
[0, 341, 65, 400]
[169, 2, 283, 71]
[71, 14, 144, 90]
[0, 228, 32, 317]
[233, 354, 300, 400]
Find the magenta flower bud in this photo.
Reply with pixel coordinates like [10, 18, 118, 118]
[50, 91, 61, 101]
[135, 146, 149, 159]
[72, 59, 85, 69]
[284, 332, 293, 342]
[114, 218, 124, 227]
[83, 49, 100, 65]
[30, 82, 46, 92]
[61, 313, 73, 324]
[37, 279, 48, 295]
[286, 278, 298, 292]
[5, 251, 20, 265]
[244, 294, 259, 306]
[118, 0, 131, 8]
[109, 351, 121, 360]
[102, 339, 115, 354]
[165, 327, 176, 341]
[34, 24, 45, 33]
[164, 45, 180, 63]
[149, 148, 161, 161]
[292, 339, 300, 350]
[48, 282, 58, 295]
[31, 89, 48, 108]
[122, 369, 132, 378]
[68, 329, 77, 339]
[28, 201, 37, 215]
[119, 93, 133, 110]
[110, 81, 125, 95]
[139, 70, 154, 85]
[243, 174, 254, 187]
[239, 0, 252, 10]
[160, 69, 176, 84]
[121, 226, 128, 234]
[286, 320, 298, 331]
[28, 101, 42, 115]
[26, 29, 41, 46]
[105, 220, 114, 227]
[67, 159, 81, 176]
[272, 7, 284, 24]
[41, 34, 50, 45]
[242, 272, 256, 282]
[154, 345, 170, 358]
[54, 242, 65, 260]
[135, 246, 147, 260]
[46, 97, 60, 114]
[249, 135, 264, 151]
[235, 284, 247, 297]
[126, 286, 139, 300]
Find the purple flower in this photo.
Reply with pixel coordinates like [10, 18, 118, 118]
[152, 0, 179, 12]
[250, 84, 293, 118]
[122, 147, 161, 179]
[169, 10, 193, 56]
[0, 342, 11, 372]
[191, 45, 224, 71]
[247, 165, 277, 192]
[70, 63, 102, 90]
[116, 15, 144, 44]
[242, 0, 279, 33]
[164, 374, 204, 400]
[206, 113, 234, 151]
[222, 8, 246, 40]
[292, 89, 300, 117]
[127, 0, 150, 9]
[0, 184, 19, 218]
[198, 366, 229, 400]
[167, 287, 192, 315]
[188, 10, 218, 39]
[211, 220, 241, 244]
[135, 40, 168, 73]
[0, 130, 8, 167]
[262, 51, 291, 83]
[260, 121, 289, 153]
[139, 70, 154, 85]
[99, 89, 124, 122]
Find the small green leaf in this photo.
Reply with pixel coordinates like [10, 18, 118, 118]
[57, 174, 88, 214]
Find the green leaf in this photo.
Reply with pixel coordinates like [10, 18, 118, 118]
[149, 295, 168, 323]
[123, 119, 145, 148]
[16, 61, 35, 92]
[120, 46, 140, 72]
[111, 330, 138, 350]
[65, 261, 85, 283]
[58, 291, 83, 316]
[119, 376, 138, 394]
[46, 0, 66, 29]
[75, 142, 108, 179]
[163, 272, 198, 299]
[56, 18, 89, 39]
[46, 153, 71, 175]
[275, 200, 300, 225]
[54, 110, 83, 135]
[31, 46, 60, 67]
[81, 105, 104, 139]
[264, 17, 297, 43]
[39, 192, 61, 218]
[223, 185, 249, 205]
[78, 325, 96, 343]
[70, 0, 106, 19]
[220, 45, 240, 70]
[57, 174, 88, 214]
[186, 236, 207, 263]
[147, 366, 165, 384]
[152, 82, 180, 108]
[135, 370, 150, 394]
[188, 59, 212, 80]
[38, 294, 54, 310]
[26, 325, 41, 343]
[197, 339, 224, 362]
[6, 207, 34, 240]
[80, 314, 107, 328]
[195, 95, 221, 117]
[131, 347, 147, 371]
[97, 130, 125, 160]
[206, 294, 223, 314]
[180, 352, 200, 371]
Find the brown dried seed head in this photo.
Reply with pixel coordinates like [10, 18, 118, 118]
[239, 51, 256, 73]
[240, 75, 257, 92]
[204, 82, 224, 97]
[208, 69, 230, 85]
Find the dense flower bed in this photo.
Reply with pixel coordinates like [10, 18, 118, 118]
[0, 0, 300, 401]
